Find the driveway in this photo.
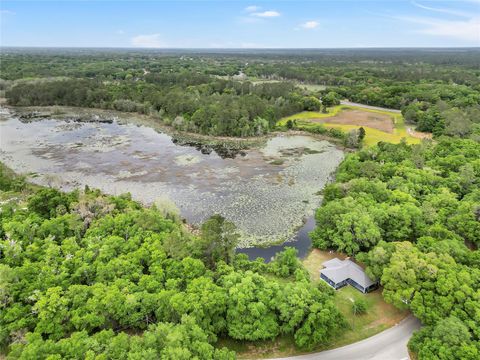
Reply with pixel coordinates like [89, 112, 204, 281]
[271, 315, 421, 360]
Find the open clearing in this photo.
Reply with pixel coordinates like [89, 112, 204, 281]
[310, 109, 394, 133]
[279, 105, 430, 146]
[407, 127, 433, 140]
[221, 249, 408, 359]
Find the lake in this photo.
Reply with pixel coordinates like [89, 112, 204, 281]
[0, 107, 343, 256]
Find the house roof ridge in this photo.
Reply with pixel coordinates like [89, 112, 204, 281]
[320, 257, 377, 290]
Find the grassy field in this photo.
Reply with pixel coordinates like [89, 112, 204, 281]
[332, 286, 408, 348]
[220, 249, 408, 359]
[278, 105, 423, 146]
[278, 105, 345, 124]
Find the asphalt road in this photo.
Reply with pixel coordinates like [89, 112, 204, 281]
[340, 101, 402, 114]
[271, 316, 421, 360]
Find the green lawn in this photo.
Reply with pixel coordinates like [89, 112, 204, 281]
[333, 287, 408, 348]
[302, 248, 347, 280]
[278, 105, 345, 125]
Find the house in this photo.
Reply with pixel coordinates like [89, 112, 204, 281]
[320, 258, 379, 293]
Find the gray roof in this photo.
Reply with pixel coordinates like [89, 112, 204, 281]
[320, 258, 377, 288]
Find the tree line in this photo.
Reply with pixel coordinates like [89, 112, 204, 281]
[5, 78, 315, 137]
[0, 164, 347, 359]
[311, 138, 480, 359]
[2, 49, 479, 140]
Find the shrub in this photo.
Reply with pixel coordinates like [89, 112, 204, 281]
[352, 298, 368, 315]
[112, 99, 140, 112]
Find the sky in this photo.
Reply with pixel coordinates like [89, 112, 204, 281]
[1, 1, 479, 48]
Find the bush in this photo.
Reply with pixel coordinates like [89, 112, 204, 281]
[345, 129, 359, 148]
[0, 164, 26, 192]
[321, 91, 341, 107]
[27, 188, 77, 218]
[352, 298, 368, 315]
[302, 96, 321, 111]
[270, 247, 301, 277]
[328, 128, 346, 139]
[112, 99, 140, 112]
[310, 124, 327, 134]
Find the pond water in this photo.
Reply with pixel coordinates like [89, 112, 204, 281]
[0, 107, 343, 253]
[237, 216, 315, 262]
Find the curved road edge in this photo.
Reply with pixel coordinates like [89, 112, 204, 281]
[270, 315, 421, 360]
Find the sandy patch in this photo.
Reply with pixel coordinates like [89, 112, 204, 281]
[407, 127, 432, 139]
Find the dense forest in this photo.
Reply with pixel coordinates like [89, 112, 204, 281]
[1, 48, 480, 139]
[311, 138, 480, 358]
[0, 165, 346, 359]
[1, 48, 479, 359]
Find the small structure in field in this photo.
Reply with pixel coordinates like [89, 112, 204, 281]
[320, 258, 378, 293]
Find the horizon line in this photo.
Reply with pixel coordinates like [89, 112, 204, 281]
[1, 46, 479, 50]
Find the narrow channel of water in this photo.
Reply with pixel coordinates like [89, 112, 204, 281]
[237, 215, 315, 262]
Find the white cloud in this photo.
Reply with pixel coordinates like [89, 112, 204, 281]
[300, 20, 320, 29]
[0, 10, 15, 15]
[400, 15, 480, 41]
[411, 1, 471, 18]
[386, 1, 480, 43]
[251, 10, 280, 18]
[116, 30, 125, 35]
[245, 5, 260, 13]
[131, 34, 167, 48]
[239, 7, 280, 24]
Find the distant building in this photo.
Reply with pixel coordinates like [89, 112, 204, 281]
[320, 258, 379, 293]
[232, 71, 247, 80]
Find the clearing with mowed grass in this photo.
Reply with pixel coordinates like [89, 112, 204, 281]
[279, 104, 432, 146]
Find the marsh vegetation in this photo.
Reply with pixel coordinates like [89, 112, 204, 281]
[0, 107, 343, 247]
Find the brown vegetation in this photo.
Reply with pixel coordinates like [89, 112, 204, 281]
[312, 109, 394, 133]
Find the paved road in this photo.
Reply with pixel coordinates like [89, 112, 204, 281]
[340, 101, 402, 114]
[271, 316, 421, 360]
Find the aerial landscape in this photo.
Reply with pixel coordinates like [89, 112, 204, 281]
[0, 1, 479, 359]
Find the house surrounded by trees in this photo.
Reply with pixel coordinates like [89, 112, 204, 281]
[320, 258, 378, 293]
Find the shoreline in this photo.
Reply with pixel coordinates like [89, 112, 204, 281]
[4, 104, 350, 151]
[0, 107, 344, 249]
